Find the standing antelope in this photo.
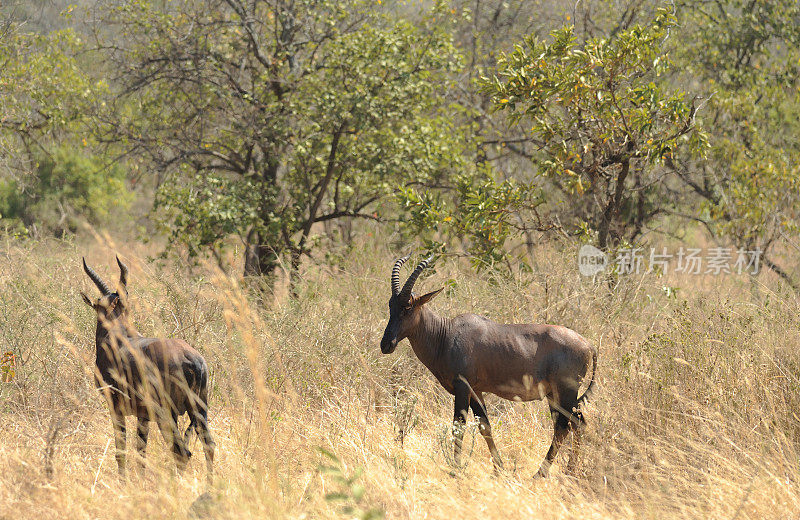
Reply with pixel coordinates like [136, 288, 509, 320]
[380, 255, 597, 477]
[81, 256, 215, 479]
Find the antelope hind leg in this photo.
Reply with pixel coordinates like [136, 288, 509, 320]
[535, 407, 571, 479]
[566, 407, 587, 475]
[190, 403, 216, 481]
[452, 378, 470, 467]
[135, 417, 149, 470]
[158, 412, 192, 473]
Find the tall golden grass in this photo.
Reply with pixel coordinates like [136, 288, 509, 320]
[1, 235, 799, 519]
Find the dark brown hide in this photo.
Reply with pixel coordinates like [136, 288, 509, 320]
[83, 259, 215, 479]
[381, 256, 597, 477]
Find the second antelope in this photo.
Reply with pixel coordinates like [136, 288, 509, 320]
[380, 255, 597, 477]
[81, 256, 215, 479]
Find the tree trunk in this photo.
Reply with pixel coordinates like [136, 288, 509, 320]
[598, 158, 630, 249]
[243, 230, 280, 277]
[243, 156, 282, 277]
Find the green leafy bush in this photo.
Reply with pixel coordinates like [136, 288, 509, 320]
[0, 146, 131, 236]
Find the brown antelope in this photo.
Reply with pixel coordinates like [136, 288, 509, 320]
[380, 255, 597, 477]
[81, 256, 215, 479]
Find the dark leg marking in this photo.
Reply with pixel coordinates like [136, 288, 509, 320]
[135, 417, 149, 468]
[111, 409, 127, 477]
[567, 406, 587, 475]
[452, 377, 471, 466]
[536, 407, 571, 479]
[536, 383, 581, 479]
[196, 410, 215, 480]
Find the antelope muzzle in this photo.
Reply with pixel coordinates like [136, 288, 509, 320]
[380, 318, 400, 354]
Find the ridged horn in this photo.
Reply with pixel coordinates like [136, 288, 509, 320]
[399, 255, 433, 301]
[391, 254, 411, 295]
[116, 255, 128, 291]
[83, 258, 111, 295]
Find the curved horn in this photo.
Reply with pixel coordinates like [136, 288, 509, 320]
[116, 255, 128, 290]
[399, 255, 434, 301]
[83, 258, 111, 295]
[391, 254, 411, 295]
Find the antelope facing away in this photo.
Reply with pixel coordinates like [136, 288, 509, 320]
[380, 255, 597, 477]
[81, 256, 215, 479]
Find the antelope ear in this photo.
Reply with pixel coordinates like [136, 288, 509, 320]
[414, 287, 444, 307]
[80, 292, 94, 307]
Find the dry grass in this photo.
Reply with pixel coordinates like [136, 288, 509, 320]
[1, 234, 800, 519]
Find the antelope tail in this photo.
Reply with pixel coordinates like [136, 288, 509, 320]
[577, 346, 598, 406]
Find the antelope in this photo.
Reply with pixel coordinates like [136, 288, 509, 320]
[80, 256, 215, 479]
[380, 255, 597, 478]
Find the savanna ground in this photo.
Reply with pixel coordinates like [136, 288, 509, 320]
[2, 233, 800, 519]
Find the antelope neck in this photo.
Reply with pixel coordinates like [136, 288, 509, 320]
[95, 317, 141, 353]
[407, 305, 451, 375]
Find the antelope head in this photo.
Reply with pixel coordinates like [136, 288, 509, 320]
[80, 255, 130, 324]
[380, 254, 443, 354]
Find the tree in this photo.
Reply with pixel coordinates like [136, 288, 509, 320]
[482, 7, 705, 250]
[400, 164, 547, 271]
[0, 18, 118, 237]
[1, 25, 89, 177]
[667, 0, 800, 287]
[398, 7, 707, 272]
[95, 0, 465, 278]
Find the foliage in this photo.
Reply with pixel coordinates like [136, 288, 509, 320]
[2, 0, 800, 288]
[676, 0, 800, 90]
[400, 164, 546, 271]
[98, 0, 466, 276]
[0, 26, 98, 175]
[667, 0, 800, 285]
[0, 19, 119, 236]
[0, 146, 131, 236]
[481, 7, 706, 249]
[398, 7, 712, 274]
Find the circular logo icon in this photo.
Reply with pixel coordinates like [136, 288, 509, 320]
[578, 244, 607, 276]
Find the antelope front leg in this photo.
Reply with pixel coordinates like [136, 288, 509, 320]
[452, 377, 470, 466]
[111, 409, 127, 477]
[470, 395, 504, 473]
